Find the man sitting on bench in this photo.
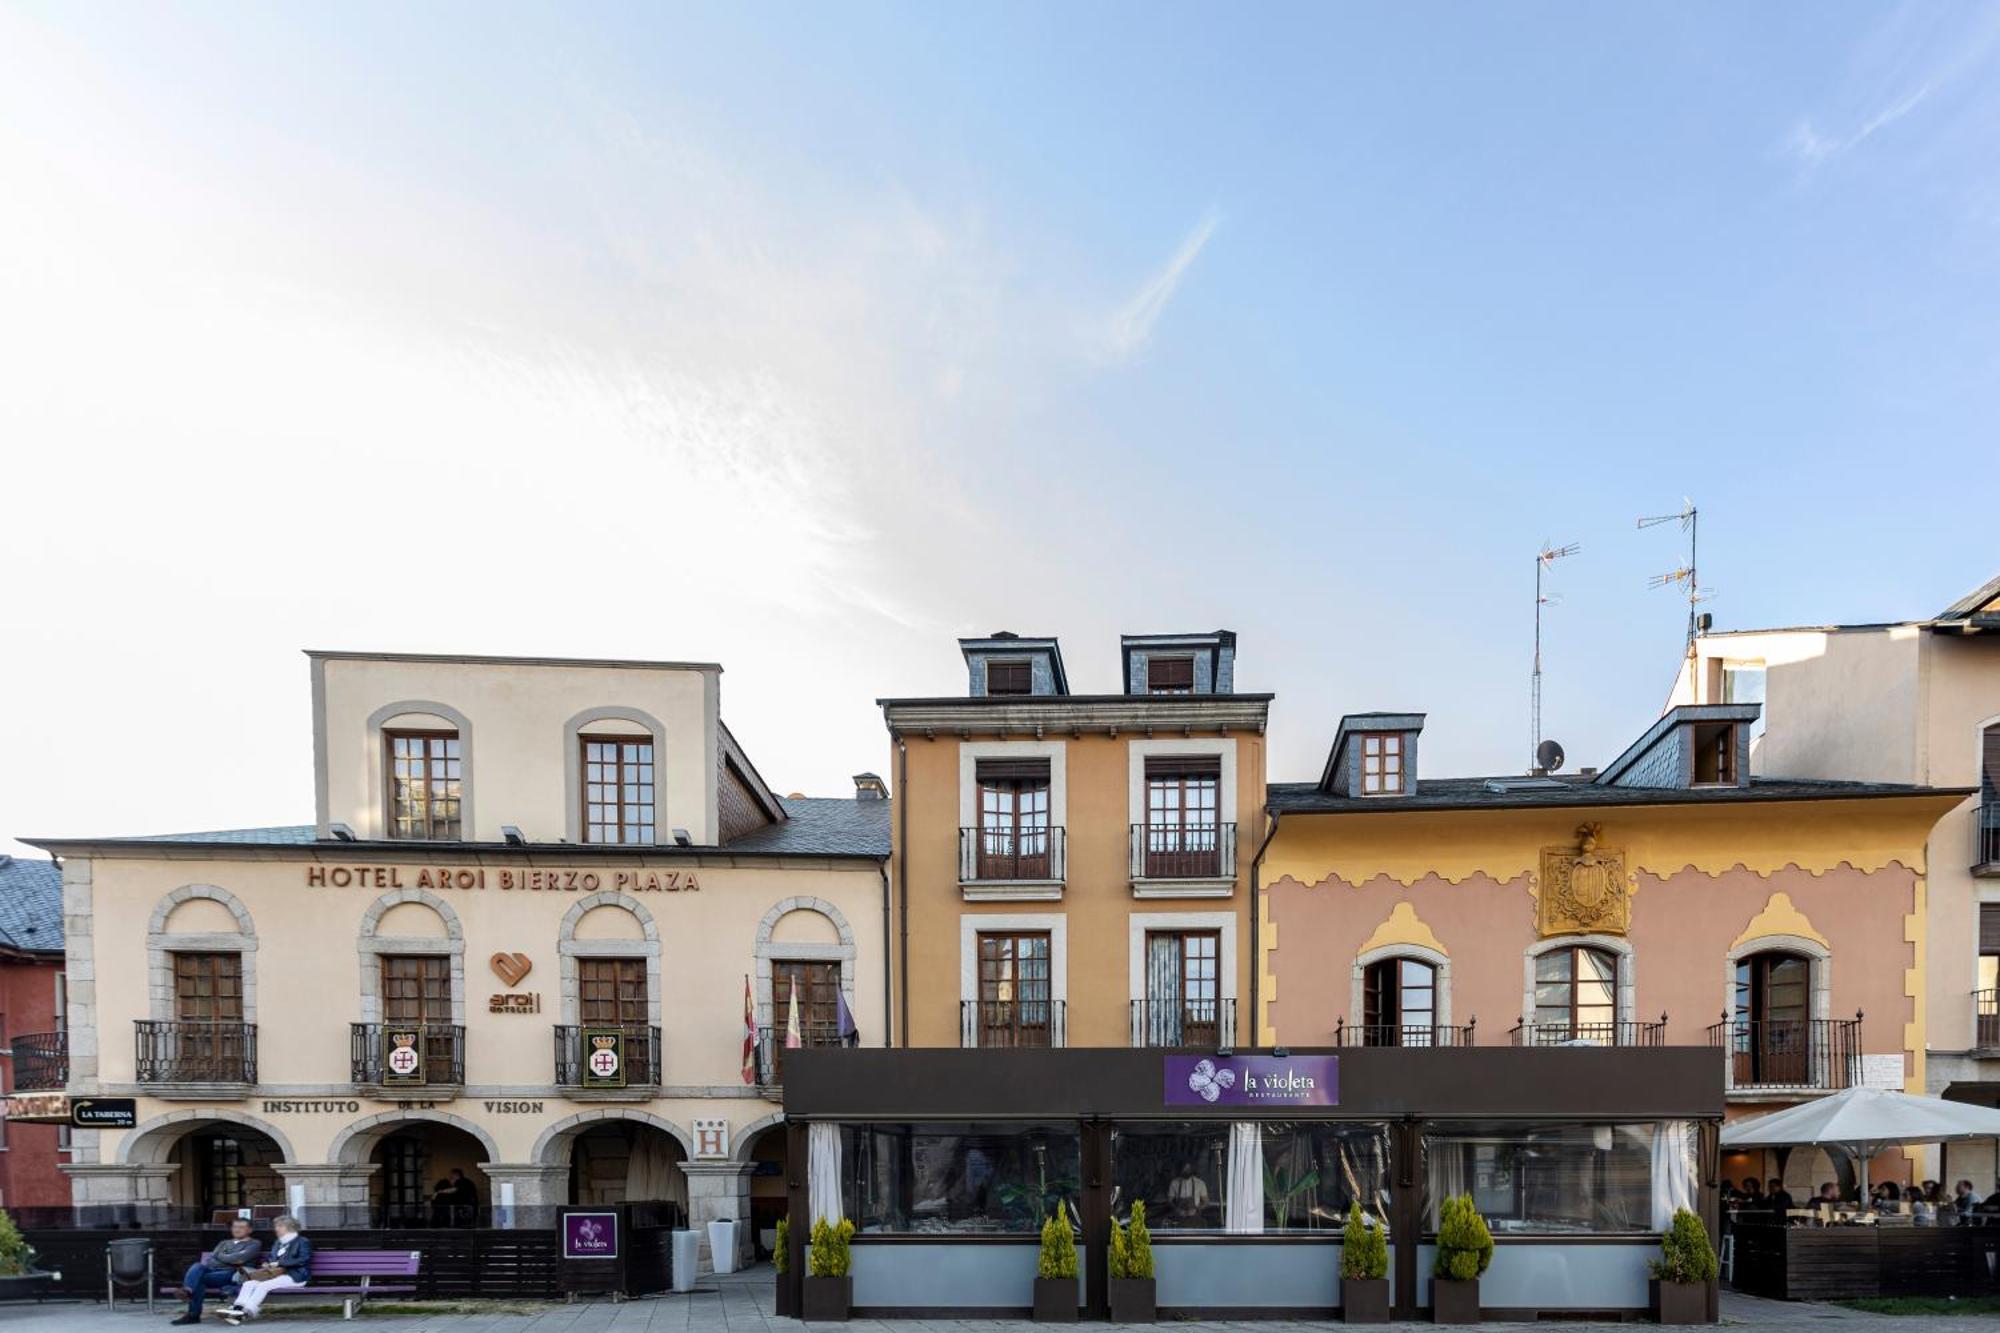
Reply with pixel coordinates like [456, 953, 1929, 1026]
[171, 1216, 263, 1325]
[218, 1215, 312, 1325]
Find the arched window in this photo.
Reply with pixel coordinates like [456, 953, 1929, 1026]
[1533, 945, 1618, 1040]
[1732, 949, 1812, 1084]
[1361, 957, 1437, 1046]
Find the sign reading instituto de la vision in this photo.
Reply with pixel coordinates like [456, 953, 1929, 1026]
[303, 865, 701, 893]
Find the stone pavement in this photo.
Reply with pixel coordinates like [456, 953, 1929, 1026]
[2, 1271, 1993, 1333]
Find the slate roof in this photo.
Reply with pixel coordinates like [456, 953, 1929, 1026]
[724, 796, 891, 857]
[134, 825, 318, 844]
[0, 855, 63, 954]
[1938, 572, 2000, 621]
[1268, 774, 1963, 816]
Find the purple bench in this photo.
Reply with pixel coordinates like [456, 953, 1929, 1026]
[167, 1250, 422, 1320]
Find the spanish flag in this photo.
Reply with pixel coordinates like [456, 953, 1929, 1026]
[740, 974, 757, 1084]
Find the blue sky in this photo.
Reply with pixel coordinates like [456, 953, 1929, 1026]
[2, 3, 1996, 847]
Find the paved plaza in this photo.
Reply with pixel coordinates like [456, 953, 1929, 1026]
[0, 1271, 1994, 1333]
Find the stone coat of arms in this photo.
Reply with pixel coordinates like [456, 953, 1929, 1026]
[1536, 822, 1633, 937]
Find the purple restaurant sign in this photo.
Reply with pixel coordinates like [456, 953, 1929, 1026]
[1164, 1054, 1339, 1108]
[562, 1210, 619, 1260]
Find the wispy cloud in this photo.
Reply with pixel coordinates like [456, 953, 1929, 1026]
[1092, 208, 1220, 364]
[1785, 80, 1934, 164]
[1781, 4, 2000, 168]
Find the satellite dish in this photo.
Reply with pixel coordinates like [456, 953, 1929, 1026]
[1536, 739, 1566, 773]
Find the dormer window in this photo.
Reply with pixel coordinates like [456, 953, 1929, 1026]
[1692, 723, 1737, 786]
[986, 660, 1033, 696]
[1360, 733, 1405, 795]
[1146, 656, 1195, 695]
[386, 731, 462, 840]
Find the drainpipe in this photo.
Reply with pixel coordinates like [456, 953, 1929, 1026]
[878, 858, 892, 1049]
[1249, 809, 1281, 1046]
[896, 733, 911, 1048]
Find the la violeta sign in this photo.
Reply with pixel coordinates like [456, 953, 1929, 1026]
[1164, 1054, 1339, 1108]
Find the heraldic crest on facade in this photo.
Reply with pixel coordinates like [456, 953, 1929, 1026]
[1535, 822, 1633, 937]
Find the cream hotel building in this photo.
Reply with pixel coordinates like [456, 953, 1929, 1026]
[26, 650, 890, 1259]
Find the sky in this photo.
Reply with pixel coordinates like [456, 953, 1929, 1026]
[2, 3, 1997, 854]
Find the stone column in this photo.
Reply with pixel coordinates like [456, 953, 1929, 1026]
[275, 1164, 378, 1230]
[481, 1164, 570, 1230]
[62, 1163, 178, 1226]
[681, 1161, 756, 1273]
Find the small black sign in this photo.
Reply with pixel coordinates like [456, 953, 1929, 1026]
[581, 1028, 626, 1089]
[71, 1097, 138, 1129]
[382, 1028, 428, 1087]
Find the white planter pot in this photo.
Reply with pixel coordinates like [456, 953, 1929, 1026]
[708, 1218, 739, 1275]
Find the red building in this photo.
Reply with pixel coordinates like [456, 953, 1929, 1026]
[0, 854, 68, 1215]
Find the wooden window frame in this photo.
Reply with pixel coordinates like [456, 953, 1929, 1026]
[977, 768, 1052, 879]
[1362, 956, 1437, 1040]
[173, 952, 245, 1024]
[1533, 945, 1618, 1037]
[1359, 732, 1405, 796]
[1146, 656, 1196, 695]
[1692, 722, 1738, 786]
[385, 729, 463, 841]
[379, 955, 452, 1026]
[578, 957, 649, 1026]
[1143, 759, 1221, 875]
[977, 932, 1053, 1047]
[580, 735, 656, 846]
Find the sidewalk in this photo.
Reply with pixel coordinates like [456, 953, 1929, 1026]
[4, 1270, 1995, 1332]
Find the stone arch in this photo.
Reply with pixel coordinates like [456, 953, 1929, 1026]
[532, 1108, 694, 1166]
[730, 1111, 785, 1164]
[563, 706, 670, 844]
[1724, 930, 1832, 1024]
[119, 1109, 295, 1166]
[364, 698, 475, 837]
[356, 888, 468, 1025]
[558, 891, 662, 1028]
[329, 1108, 502, 1167]
[754, 896, 858, 1026]
[1522, 933, 1637, 1029]
[146, 884, 259, 1023]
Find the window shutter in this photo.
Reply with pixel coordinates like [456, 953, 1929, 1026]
[1983, 726, 2000, 802]
[1981, 904, 2000, 955]
[976, 757, 1050, 783]
[1145, 755, 1222, 780]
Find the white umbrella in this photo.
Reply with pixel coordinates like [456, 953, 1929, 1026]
[1720, 1087, 2000, 1204]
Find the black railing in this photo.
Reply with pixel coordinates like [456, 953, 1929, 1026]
[8, 1030, 67, 1091]
[1977, 803, 2000, 871]
[1706, 1013, 1861, 1091]
[349, 1022, 466, 1086]
[1510, 1015, 1667, 1048]
[960, 998, 1066, 1048]
[753, 1022, 849, 1088]
[1130, 998, 1236, 1048]
[1335, 1018, 1477, 1048]
[959, 825, 1066, 883]
[553, 1024, 662, 1087]
[1130, 822, 1237, 880]
[135, 1020, 257, 1085]
[1976, 989, 1999, 1052]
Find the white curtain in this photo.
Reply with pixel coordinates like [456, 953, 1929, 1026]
[810, 1122, 845, 1226]
[1226, 1122, 1264, 1234]
[1428, 1139, 1467, 1229]
[1650, 1120, 1697, 1231]
[625, 1131, 684, 1210]
[1147, 937, 1182, 1045]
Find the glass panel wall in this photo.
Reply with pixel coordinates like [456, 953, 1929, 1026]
[840, 1122, 1080, 1234]
[1423, 1121, 1654, 1234]
[1111, 1121, 1391, 1232]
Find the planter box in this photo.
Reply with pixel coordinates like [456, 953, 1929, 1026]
[0, 1273, 57, 1304]
[1342, 1276, 1390, 1323]
[1432, 1277, 1480, 1324]
[803, 1274, 852, 1321]
[1033, 1275, 1078, 1322]
[1650, 1278, 1712, 1326]
[1108, 1276, 1156, 1323]
[774, 1271, 795, 1318]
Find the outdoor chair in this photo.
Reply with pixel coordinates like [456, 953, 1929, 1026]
[105, 1236, 154, 1313]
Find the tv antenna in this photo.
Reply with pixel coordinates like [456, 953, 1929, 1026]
[1532, 540, 1579, 772]
[1638, 499, 1711, 649]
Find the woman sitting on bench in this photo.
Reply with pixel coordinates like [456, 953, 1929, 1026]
[219, 1216, 312, 1325]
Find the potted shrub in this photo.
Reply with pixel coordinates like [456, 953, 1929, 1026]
[0, 1210, 53, 1302]
[1649, 1208, 1718, 1326]
[1033, 1208, 1079, 1322]
[1340, 1203, 1390, 1323]
[1108, 1200, 1156, 1323]
[803, 1216, 855, 1321]
[1431, 1195, 1491, 1324]
[773, 1215, 794, 1318]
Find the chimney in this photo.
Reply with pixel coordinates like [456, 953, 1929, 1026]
[853, 772, 889, 801]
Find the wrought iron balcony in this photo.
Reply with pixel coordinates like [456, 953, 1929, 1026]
[1510, 1015, 1668, 1048]
[1975, 989, 1998, 1053]
[9, 1030, 67, 1091]
[1336, 1018, 1477, 1048]
[1130, 822, 1237, 881]
[349, 1022, 466, 1087]
[134, 1020, 257, 1086]
[1707, 1013, 1861, 1092]
[961, 998, 1067, 1049]
[554, 1024, 662, 1088]
[959, 825, 1065, 884]
[1130, 998, 1236, 1049]
[752, 1022, 850, 1090]
[1976, 803, 2000, 875]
